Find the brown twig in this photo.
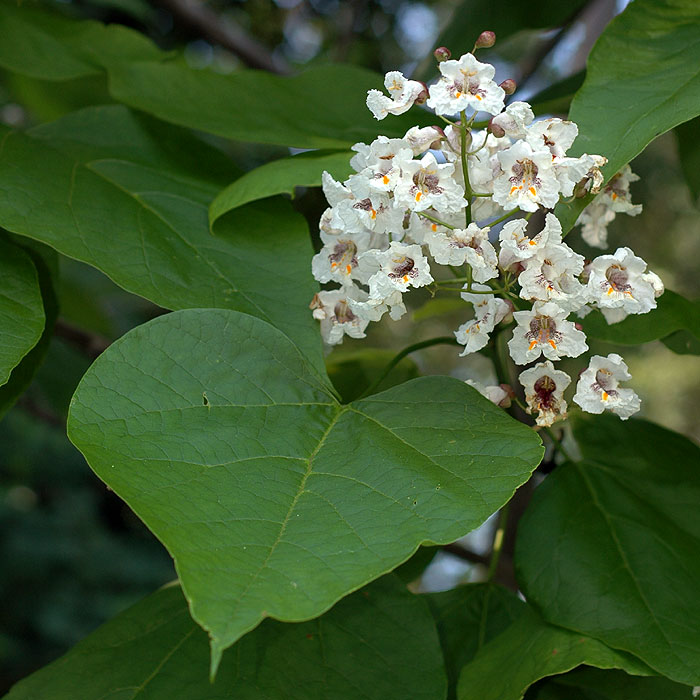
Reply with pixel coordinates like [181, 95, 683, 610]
[152, 0, 291, 74]
[442, 543, 490, 567]
[53, 319, 111, 361]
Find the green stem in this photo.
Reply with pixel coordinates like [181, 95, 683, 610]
[358, 337, 459, 399]
[541, 425, 576, 463]
[487, 503, 510, 582]
[487, 208, 520, 227]
[459, 109, 473, 226]
[472, 192, 493, 197]
[417, 210, 456, 230]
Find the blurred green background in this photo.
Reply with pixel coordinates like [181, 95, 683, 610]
[1, 0, 698, 692]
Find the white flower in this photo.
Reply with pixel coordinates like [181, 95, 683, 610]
[347, 288, 406, 323]
[394, 152, 466, 213]
[403, 126, 443, 155]
[455, 285, 510, 355]
[493, 140, 561, 212]
[573, 353, 640, 419]
[465, 379, 511, 407]
[490, 101, 534, 139]
[508, 301, 588, 365]
[518, 247, 586, 311]
[553, 153, 603, 198]
[519, 361, 571, 427]
[366, 71, 426, 120]
[310, 286, 370, 345]
[425, 223, 498, 281]
[350, 136, 413, 192]
[526, 118, 578, 159]
[322, 170, 352, 207]
[516, 215, 586, 311]
[362, 241, 433, 297]
[576, 198, 617, 249]
[498, 213, 561, 271]
[585, 247, 663, 315]
[427, 53, 505, 116]
[311, 228, 373, 286]
[576, 165, 642, 249]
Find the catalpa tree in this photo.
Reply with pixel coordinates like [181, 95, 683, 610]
[1, 1, 699, 698]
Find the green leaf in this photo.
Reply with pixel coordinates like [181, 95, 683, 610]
[108, 61, 431, 149]
[662, 329, 700, 355]
[555, 0, 700, 233]
[676, 116, 700, 204]
[457, 606, 653, 700]
[0, 237, 45, 386]
[0, 105, 323, 372]
[67, 308, 544, 671]
[515, 413, 700, 685]
[425, 583, 525, 699]
[0, 2, 162, 81]
[6, 575, 448, 699]
[0, 242, 58, 419]
[536, 667, 693, 700]
[582, 290, 700, 348]
[209, 150, 354, 229]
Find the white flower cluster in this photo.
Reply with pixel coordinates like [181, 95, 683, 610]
[310, 48, 663, 427]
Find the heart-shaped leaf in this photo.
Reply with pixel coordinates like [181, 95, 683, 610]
[515, 414, 700, 685]
[6, 575, 448, 700]
[68, 308, 543, 671]
[0, 237, 45, 386]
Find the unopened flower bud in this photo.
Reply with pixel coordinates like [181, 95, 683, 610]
[573, 178, 591, 198]
[574, 322, 583, 332]
[434, 46, 451, 62]
[414, 82, 429, 105]
[499, 79, 517, 95]
[488, 118, 506, 138]
[475, 31, 496, 49]
[498, 383, 515, 408]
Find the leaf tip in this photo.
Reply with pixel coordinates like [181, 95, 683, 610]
[209, 639, 224, 683]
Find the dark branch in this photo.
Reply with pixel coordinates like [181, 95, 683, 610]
[54, 319, 111, 361]
[442, 543, 490, 566]
[152, 0, 291, 74]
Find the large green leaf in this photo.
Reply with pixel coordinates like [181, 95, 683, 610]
[67, 308, 544, 671]
[209, 150, 353, 229]
[107, 61, 431, 149]
[556, 0, 700, 232]
[535, 667, 693, 700]
[582, 290, 700, 349]
[0, 1, 162, 80]
[6, 575, 447, 699]
[0, 237, 45, 386]
[0, 2, 428, 148]
[515, 414, 700, 685]
[0, 105, 323, 372]
[457, 606, 653, 700]
[425, 583, 525, 699]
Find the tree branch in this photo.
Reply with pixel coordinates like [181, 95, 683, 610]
[152, 0, 291, 74]
[54, 319, 111, 361]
